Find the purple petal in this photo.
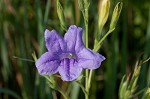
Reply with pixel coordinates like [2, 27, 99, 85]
[77, 48, 105, 69]
[35, 52, 60, 75]
[58, 59, 82, 81]
[45, 29, 66, 53]
[64, 25, 84, 53]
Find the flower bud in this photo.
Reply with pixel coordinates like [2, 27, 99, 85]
[57, 0, 67, 30]
[110, 2, 123, 30]
[129, 62, 141, 92]
[98, 0, 110, 34]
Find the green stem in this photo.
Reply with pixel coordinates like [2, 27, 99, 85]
[97, 24, 103, 41]
[84, 1, 89, 99]
[87, 28, 115, 97]
[45, 76, 68, 99]
[85, 70, 89, 99]
[85, 11, 88, 48]
[75, 81, 88, 96]
[80, 0, 89, 98]
[57, 89, 68, 99]
[88, 70, 93, 90]
[131, 88, 147, 98]
[85, 11, 89, 99]
[85, 23, 88, 48]
[93, 28, 115, 52]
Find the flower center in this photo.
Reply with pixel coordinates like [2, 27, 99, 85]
[60, 53, 77, 60]
[67, 53, 75, 59]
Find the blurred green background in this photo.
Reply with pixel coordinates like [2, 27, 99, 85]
[0, 0, 150, 99]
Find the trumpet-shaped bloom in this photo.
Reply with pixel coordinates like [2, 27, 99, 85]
[35, 25, 105, 81]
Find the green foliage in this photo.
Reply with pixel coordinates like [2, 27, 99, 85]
[119, 61, 141, 99]
[0, 0, 150, 99]
[57, 0, 67, 31]
[142, 88, 150, 99]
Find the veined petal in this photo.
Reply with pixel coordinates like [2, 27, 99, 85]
[64, 25, 84, 53]
[58, 59, 82, 81]
[35, 52, 60, 75]
[45, 29, 66, 53]
[77, 48, 105, 69]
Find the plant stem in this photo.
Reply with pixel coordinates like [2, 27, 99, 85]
[85, 13, 88, 48]
[86, 28, 115, 98]
[93, 28, 115, 52]
[85, 69, 89, 99]
[45, 76, 69, 99]
[84, 0, 89, 99]
[57, 89, 68, 99]
[79, 0, 89, 98]
[85, 12, 89, 99]
[88, 70, 93, 90]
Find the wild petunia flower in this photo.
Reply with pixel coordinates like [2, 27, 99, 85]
[35, 25, 105, 81]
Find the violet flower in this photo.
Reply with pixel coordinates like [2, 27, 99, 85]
[35, 25, 105, 81]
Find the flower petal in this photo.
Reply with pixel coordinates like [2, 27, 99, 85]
[35, 52, 60, 75]
[58, 59, 82, 81]
[64, 25, 84, 53]
[77, 48, 106, 69]
[45, 29, 66, 53]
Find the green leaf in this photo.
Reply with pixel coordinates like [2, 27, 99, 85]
[0, 88, 21, 99]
